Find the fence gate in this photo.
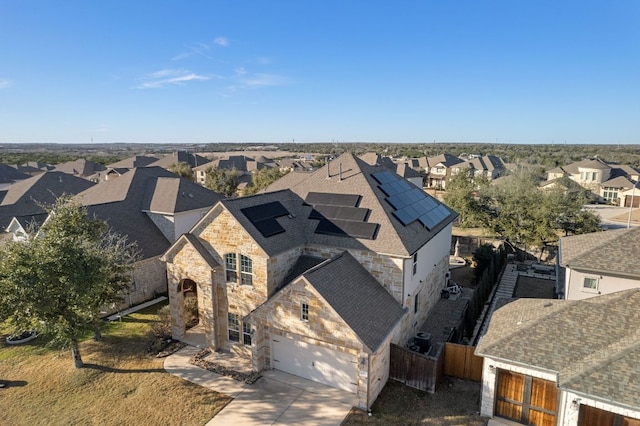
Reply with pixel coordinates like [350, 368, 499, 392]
[444, 343, 483, 381]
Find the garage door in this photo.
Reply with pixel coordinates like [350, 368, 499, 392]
[271, 336, 358, 393]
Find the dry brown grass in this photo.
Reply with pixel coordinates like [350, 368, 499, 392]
[0, 306, 231, 426]
[343, 378, 487, 426]
[610, 207, 640, 224]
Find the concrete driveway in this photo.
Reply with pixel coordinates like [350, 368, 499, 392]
[165, 346, 356, 426]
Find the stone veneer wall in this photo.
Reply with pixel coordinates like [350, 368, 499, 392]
[366, 333, 394, 408]
[128, 256, 167, 306]
[304, 244, 404, 303]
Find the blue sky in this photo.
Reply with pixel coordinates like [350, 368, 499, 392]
[1, 1, 639, 144]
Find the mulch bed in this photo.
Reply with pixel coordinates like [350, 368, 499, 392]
[190, 349, 262, 384]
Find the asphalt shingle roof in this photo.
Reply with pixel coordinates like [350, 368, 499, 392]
[559, 227, 640, 278]
[302, 251, 406, 353]
[265, 152, 457, 256]
[0, 171, 96, 230]
[476, 289, 640, 410]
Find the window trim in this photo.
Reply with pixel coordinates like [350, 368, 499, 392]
[240, 254, 253, 286]
[225, 253, 238, 283]
[582, 277, 599, 293]
[228, 313, 240, 342]
[301, 302, 309, 322]
[412, 253, 418, 276]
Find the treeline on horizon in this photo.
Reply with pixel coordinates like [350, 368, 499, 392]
[2, 142, 640, 169]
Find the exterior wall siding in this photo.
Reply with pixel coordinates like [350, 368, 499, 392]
[565, 267, 640, 300]
[145, 212, 175, 243]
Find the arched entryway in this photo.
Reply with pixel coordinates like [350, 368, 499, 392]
[178, 279, 199, 330]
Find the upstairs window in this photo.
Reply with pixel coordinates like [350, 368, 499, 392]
[228, 313, 240, 342]
[301, 303, 309, 321]
[412, 253, 418, 276]
[240, 255, 253, 286]
[583, 277, 598, 291]
[225, 253, 237, 283]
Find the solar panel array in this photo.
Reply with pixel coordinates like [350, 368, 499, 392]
[305, 192, 378, 240]
[372, 171, 451, 231]
[240, 201, 290, 237]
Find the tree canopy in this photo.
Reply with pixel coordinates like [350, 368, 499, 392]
[168, 161, 194, 181]
[0, 197, 138, 368]
[243, 167, 288, 195]
[204, 167, 239, 197]
[443, 169, 601, 252]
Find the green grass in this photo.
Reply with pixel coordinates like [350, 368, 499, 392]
[0, 304, 232, 426]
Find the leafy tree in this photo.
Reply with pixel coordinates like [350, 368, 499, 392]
[472, 243, 495, 281]
[244, 167, 288, 195]
[204, 167, 239, 197]
[0, 197, 138, 368]
[443, 171, 492, 227]
[168, 162, 194, 181]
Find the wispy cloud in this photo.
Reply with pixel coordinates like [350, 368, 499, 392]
[213, 37, 229, 47]
[0, 79, 13, 89]
[240, 73, 290, 88]
[137, 69, 210, 89]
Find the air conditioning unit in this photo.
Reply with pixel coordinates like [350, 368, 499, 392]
[414, 332, 432, 354]
[408, 344, 421, 353]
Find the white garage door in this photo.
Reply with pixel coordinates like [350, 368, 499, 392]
[271, 336, 358, 393]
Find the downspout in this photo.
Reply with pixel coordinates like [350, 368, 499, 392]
[210, 267, 219, 350]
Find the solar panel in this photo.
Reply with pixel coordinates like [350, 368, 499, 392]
[310, 205, 369, 222]
[253, 220, 285, 237]
[315, 219, 378, 239]
[306, 192, 360, 207]
[241, 201, 289, 222]
[418, 213, 439, 230]
[371, 171, 396, 184]
[387, 193, 411, 210]
[393, 209, 413, 226]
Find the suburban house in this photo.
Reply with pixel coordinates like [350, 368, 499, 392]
[546, 158, 639, 205]
[6, 167, 224, 314]
[161, 152, 457, 409]
[52, 158, 107, 179]
[424, 153, 465, 189]
[0, 171, 96, 231]
[557, 227, 640, 300]
[452, 155, 506, 181]
[476, 289, 640, 426]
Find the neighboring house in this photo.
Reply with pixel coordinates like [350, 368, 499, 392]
[7, 167, 225, 314]
[161, 152, 457, 409]
[6, 213, 48, 241]
[454, 155, 506, 180]
[0, 164, 30, 189]
[0, 171, 96, 231]
[52, 158, 107, 179]
[557, 227, 640, 300]
[193, 155, 273, 187]
[359, 153, 423, 188]
[11, 161, 54, 176]
[546, 159, 639, 203]
[148, 151, 210, 169]
[476, 290, 640, 426]
[424, 153, 465, 189]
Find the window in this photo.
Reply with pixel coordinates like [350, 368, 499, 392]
[242, 322, 252, 346]
[228, 313, 239, 342]
[240, 255, 253, 286]
[301, 303, 309, 321]
[412, 253, 418, 275]
[225, 253, 237, 283]
[583, 277, 598, 291]
[414, 293, 419, 314]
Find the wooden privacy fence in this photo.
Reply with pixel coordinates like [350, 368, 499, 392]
[389, 343, 444, 393]
[444, 342, 483, 381]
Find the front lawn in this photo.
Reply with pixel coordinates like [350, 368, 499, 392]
[0, 305, 231, 426]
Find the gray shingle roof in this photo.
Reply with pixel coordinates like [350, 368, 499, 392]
[0, 164, 30, 183]
[265, 152, 457, 256]
[476, 289, 640, 410]
[302, 251, 406, 352]
[0, 171, 96, 229]
[52, 159, 107, 177]
[601, 175, 637, 189]
[426, 153, 464, 168]
[75, 167, 222, 259]
[106, 155, 160, 169]
[559, 227, 640, 279]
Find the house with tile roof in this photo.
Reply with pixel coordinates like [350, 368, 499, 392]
[161, 152, 457, 409]
[476, 290, 640, 426]
[557, 227, 640, 300]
